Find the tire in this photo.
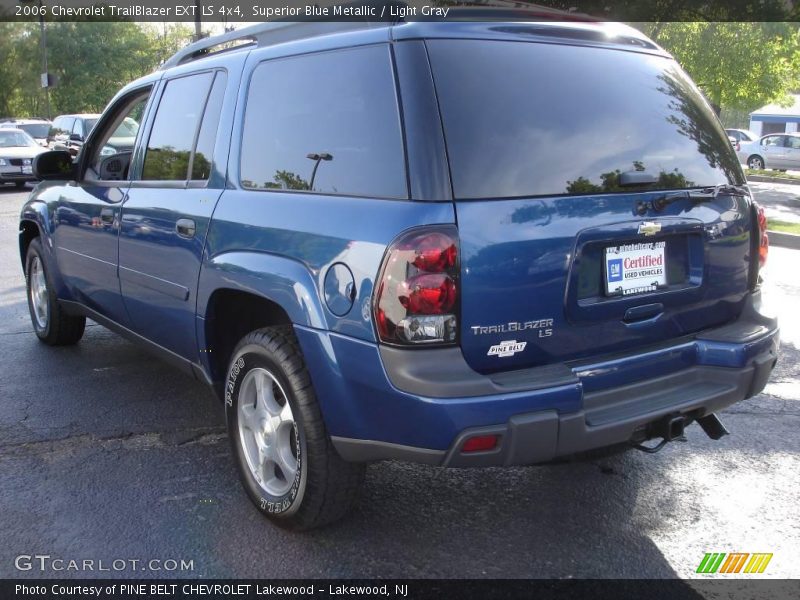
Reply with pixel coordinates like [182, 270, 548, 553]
[225, 325, 364, 530]
[747, 155, 765, 170]
[25, 237, 86, 345]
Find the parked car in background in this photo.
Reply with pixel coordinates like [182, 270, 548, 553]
[50, 113, 139, 158]
[726, 128, 758, 144]
[100, 116, 140, 157]
[0, 119, 51, 147]
[49, 114, 100, 156]
[0, 128, 46, 187]
[738, 132, 800, 170]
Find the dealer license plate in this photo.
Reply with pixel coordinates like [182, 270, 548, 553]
[604, 241, 667, 296]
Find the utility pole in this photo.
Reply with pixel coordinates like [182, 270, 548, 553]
[20, 0, 50, 119]
[194, 0, 203, 41]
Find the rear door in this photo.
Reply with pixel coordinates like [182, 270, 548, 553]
[118, 67, 231, 360]
[783, 135, 800, 168]
[761, 135, 787, 168]
[426, 39, 752, 374]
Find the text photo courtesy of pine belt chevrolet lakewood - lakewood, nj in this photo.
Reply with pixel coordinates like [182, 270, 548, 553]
[1, 0, 800, 598]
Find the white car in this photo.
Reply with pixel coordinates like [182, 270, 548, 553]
[738, 132, 800, 171]
[0, 119, 51, 147]
[0, 129, 47, 188]
[725, 128, 758, 144]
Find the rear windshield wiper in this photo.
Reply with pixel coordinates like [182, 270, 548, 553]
[651, 184, 748, 212]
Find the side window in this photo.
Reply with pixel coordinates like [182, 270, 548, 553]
[240, 45, 407, 198]
[763, 136, 781, 147]
[785, 136, 800, 149]
[52, 117, 73, 137]
[191, 71, 227, 181]
[142, 72, 213, 181]
[86, 89, 152, 182]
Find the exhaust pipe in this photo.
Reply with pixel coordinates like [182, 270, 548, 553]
[696, 413, 729, 440]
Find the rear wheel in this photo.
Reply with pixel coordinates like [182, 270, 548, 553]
[225, 325, 364, 530]
[747, 155, 765, 170]
[25, 238, 85, 345]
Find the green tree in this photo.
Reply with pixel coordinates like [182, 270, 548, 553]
[639, 22, 800, 114]
[0, 21, 192, 118]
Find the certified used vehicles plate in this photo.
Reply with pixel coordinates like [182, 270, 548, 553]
[605, 241, 666, 296]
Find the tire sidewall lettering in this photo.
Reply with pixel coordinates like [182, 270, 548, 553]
[226, 351, 305, 517]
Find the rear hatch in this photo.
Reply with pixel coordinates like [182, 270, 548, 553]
[426, 35, 753, 374]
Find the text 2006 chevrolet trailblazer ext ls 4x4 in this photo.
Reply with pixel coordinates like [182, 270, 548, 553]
[20, 15, 779, 529]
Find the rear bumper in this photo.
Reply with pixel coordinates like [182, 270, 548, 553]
[294, 291, 778, 467]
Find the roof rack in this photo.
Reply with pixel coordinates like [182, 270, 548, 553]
[161, 0, 406, 69]
[160, 1, 607, 70]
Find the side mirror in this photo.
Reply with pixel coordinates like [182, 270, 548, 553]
[69, 133, 83, 142]
[33, 150, 77, 181]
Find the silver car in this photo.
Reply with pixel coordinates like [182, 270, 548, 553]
[0, 129, 46, 188]
[738, 132, 800, 170]
[725, 128, 758, 143]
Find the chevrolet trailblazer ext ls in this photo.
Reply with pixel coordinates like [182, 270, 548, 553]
[21, 15, 778, 529]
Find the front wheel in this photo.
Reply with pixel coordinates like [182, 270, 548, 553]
[25, 238, 85, 345]
[747, 155, 765, 170]
[225, 326, 364, 530]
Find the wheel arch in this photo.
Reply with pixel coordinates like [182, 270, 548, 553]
[197, 251, 329, 389]
[202, 288, 294, 386]
[19, 219, 42, 270]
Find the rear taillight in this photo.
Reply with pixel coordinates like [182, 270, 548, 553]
[749, 201, 769, 290]
[756, 203, 769, 268]
[374, 226, 459, 345]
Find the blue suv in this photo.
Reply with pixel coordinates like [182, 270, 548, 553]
[20, 16, 779, 529]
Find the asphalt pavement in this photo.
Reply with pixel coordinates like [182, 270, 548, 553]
[748, 180, 800, 225]
[0, 183, 798, 581]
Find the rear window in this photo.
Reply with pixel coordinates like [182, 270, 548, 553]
[18, 124, 49, 138]
[427, 40, 742, 200]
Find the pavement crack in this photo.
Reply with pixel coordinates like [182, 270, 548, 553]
[0, 426, 226, 458]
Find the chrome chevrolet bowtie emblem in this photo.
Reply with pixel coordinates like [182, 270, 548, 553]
[638, 221, 662, 236]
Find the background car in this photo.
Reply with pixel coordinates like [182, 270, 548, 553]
[50, 113, 100, 155]
[738, 132, 800, 170]
[100, 116, 140, 156]
[725, 128, 758, 143]
[0, 128, 46, 187]
[0, 118, 51, 147]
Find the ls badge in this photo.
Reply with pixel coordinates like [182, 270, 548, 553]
[487, 340, 527, 358]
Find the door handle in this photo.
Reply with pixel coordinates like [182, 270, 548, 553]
[100, 208, 115, 224]
[623, 303, 664, 325]
[176, 218, 196, 238]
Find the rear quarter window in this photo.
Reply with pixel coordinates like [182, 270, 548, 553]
[239, 45, 407, 199]
[427, 40, 742, 200]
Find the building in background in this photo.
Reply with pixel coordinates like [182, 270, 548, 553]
[749, 94, 800, 136]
